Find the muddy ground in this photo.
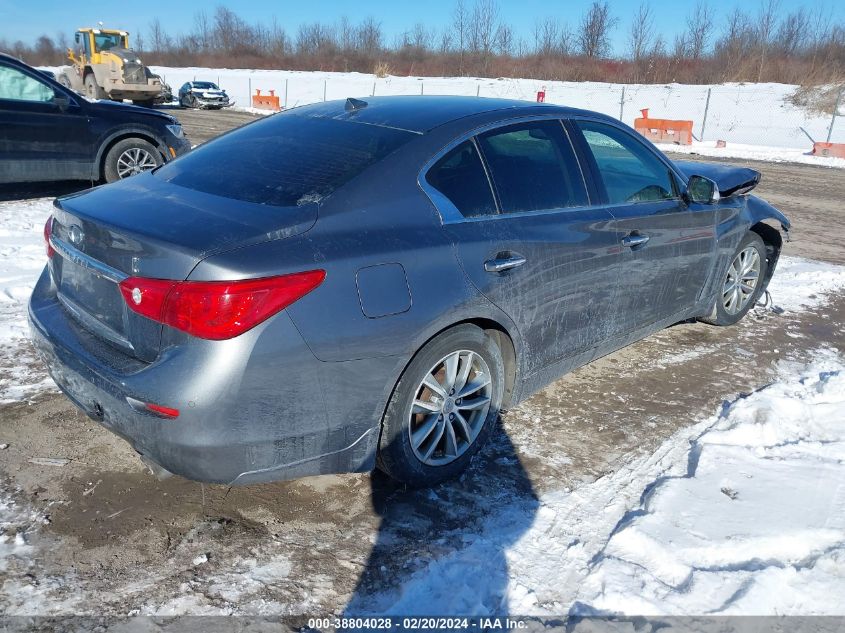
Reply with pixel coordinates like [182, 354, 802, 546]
[1, 108, 844, 615]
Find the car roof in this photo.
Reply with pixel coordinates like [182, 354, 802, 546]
[292, 95, 604, 133]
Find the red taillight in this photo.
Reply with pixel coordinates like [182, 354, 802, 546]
[44, 216, 55, 259]
[145, 402, 180, 419]
[119, 270, 326, 340]
[126, 396, 180, 419]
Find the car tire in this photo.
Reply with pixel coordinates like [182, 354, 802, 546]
[377, 324, 504, 487]
[700, 231, 768, 326]
[84, 74, 106, 100]
[103, 138, 163, 183]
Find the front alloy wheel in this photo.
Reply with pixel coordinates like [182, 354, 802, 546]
[700, 230, 768, 327]
[116, 147, 158, 179]
[103, 138, 163, 183]
[722, 246, 761, 315]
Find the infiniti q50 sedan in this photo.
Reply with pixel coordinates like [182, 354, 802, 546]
[29, 96, 790, 487]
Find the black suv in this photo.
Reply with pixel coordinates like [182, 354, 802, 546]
[0, 53, 190, 184]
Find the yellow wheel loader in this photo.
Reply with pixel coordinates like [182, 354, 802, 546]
[59, 27, 162, 107]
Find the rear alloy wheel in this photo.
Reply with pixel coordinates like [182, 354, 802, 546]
[103, 138, 162, 183]
[701, 231, 768, 326]
[377, 324, 504, 487]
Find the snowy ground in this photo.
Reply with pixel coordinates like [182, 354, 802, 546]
[351, 349, 845, 615]
[135, 68, 843, 151]
[665, 141, 845, 169]
[42, 63, 845, 166]
[0, 198, 56, 403]
[2, 186, 845, 616]
[2, 144, 845, 617]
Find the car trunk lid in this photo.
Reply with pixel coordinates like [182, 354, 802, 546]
[49, 172, 318, 362]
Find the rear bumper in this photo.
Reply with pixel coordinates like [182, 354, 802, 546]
[28, 267, 380, 484]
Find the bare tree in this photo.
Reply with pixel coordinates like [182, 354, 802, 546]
[577, 1, 617, 58]
[452, 0, 468, 74]
[134, 31, 145, 54]
[56, 31, 68, 54]
[495, 23, 514, 56]
[755, 0, 780, 81]
[629, 2, 654, 64]
[469, 0, 499, 57]
[686, 1, 713, 60]
[775, 8, 809, 56]
[438, 29, 453, 54]
[357, 17, 383, 55]
[338, 16, 355, 53]
[193, 10, 212, 52]
[148, 18, 171, 53]
[535, 17, 561, 57]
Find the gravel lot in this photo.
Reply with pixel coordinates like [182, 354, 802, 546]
[1, 108, 843, 616]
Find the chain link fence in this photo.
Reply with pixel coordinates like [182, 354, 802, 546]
[154, 68, 844, 150]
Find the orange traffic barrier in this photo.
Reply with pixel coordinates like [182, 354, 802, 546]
[634, 108, 693, 146]
[812, 142, 845, 159]
[252, 89, 281, 112]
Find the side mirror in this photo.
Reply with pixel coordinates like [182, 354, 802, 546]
[52, 91, 73, 112]
[686, 175, 720, 204]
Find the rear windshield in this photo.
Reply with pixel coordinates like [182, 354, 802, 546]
[156, 113, 416, 207]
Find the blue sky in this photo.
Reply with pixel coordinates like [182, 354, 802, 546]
[3, 0, 843, 54]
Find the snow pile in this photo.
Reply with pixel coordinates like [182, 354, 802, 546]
[354, 350, 845, 615]
[575, 349, 845, 615]
[666, 141, 845, 169]
[767, 256, 845, 311]
[0, 198, 57, 402]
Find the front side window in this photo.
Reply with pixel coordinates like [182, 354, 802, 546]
[0, 65, 54, 103]
[476, 120, 588, 214]
[575, 120, 677, 204]
[426, 140, 497, 218]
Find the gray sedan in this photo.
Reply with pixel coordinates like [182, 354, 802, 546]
[29, 96, 790, 487]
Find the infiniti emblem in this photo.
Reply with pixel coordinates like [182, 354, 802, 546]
[68, 225, 84, 246]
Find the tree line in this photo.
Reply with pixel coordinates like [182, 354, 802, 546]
[3, 1, 844, 85]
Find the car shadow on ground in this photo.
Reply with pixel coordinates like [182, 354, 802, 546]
[0, 181, 93, 202]
[344, 420, 539, 614]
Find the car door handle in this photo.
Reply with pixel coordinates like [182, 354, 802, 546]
[484, 255, 527, 273]
[621, 234, 650, 248]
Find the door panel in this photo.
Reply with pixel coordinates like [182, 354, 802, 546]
[446, 210, 619, 374]
[0, 63, 92, 183]
[570, 118, 717, 328]
[424, 119, 620, 374]
[610, 201, 716, 324]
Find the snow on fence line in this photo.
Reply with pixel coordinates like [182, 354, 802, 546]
[150, 67, 844, 150]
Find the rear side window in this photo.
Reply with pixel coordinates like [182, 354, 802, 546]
[575, 120, 677, 204]
[426, 140, 497, 218]
[477, 120, 588, 214]
[156, 114, 416, 207]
